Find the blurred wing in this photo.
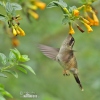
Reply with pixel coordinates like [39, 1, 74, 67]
[38, 44, 59, 60]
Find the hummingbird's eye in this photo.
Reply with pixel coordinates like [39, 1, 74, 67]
[71, 37, 74, 42]
[69, 37, 75, 46]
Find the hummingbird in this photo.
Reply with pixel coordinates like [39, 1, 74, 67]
[38, 34, 84, 91]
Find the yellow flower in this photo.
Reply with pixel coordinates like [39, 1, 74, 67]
[15, 28, 20, 35]
[86, 16, 94, 26]
[92, 12, 99, 26]
[12, 25, 25, 36]
[69, 24, 75, 34]
[17, 26, 25, 36]
[82, 17, 90, 24]
[28, 9, 39, 19]
[12, 26, 17, 36]
[84, 22, 93, 32]
[73, 9, 79, 17]
[28, 5, 38, 10]
[34, 1, 46, 10]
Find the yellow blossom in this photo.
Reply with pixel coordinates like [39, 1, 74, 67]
[82, 17, 90, 24]
[28, 9, 39, 19]
[73, 9, 79, 17]
[86, 16, 94, 26]
[84, 22, 93, 32]
[92, 12, 99, 26]
[17, 26, 25, 36]
[34, 1, 46, 10]
[15, 28, 20, 35]
[69, 24, 75, 34]
[29, 5, 38, 10]
[12, 26, 17, 36]
[12, 25, 25, 36]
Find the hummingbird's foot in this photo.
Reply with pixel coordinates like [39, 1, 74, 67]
[64, 73, 70, 76]
[63, 70, 70, 76]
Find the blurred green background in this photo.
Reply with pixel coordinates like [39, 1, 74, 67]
[0, 0, 100, 100]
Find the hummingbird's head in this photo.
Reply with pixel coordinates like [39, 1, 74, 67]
[67, 34, 75, 48]
[62, 34, 75, 50]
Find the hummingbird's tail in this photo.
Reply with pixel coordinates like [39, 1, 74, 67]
[73, 74, 84, 91]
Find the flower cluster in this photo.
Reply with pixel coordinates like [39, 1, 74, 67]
[48, 0, 99, 34]
[8, 15, 25, 36]
[64, 2, 99, 34]
[23, 0, 46, 20]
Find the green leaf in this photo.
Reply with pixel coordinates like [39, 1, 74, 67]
[0, 84, 4, 91]
[9, 51, 17, 63]
[17, 66, 27, 74]
[0, 53, 7, 65]
[19, 55, 30, 62]
[62, 17, 69, 25]
[58, 0, 67, 8]
[2, 91, 13, 98]
[0, 14, 6, 21]
[11, 3, 22, 10]
[19, 64, 36, 75]
[0, 73, 7, 78]
[47, 1, 58, 8]
[6, 2, 13, 14]
[10, 48, 21, 60]
[4, 70, 18, 78]
[69, 6, 77, 12]
[47, 0, 67, 8]
[0, 84, 13, 99]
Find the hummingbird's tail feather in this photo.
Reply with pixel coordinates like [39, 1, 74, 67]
[73, 74, 84, 91]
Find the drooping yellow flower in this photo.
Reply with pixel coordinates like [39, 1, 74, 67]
[73, 9, 79, 17]
[69, 24, 75, 34]
[86, 16, 94, 26]
[12, 25, 25, 36]
[82, 17, 90, 24]
[92, 12, 99, 26]
[34, 1, 46, 10]
[12, 26, 17, 36]
[17, 26, 25, 36]
[28, 5, 38, 10]
[84, 22, 93, 33]
[15, 28, 20, 35]
[28, 9, 39, 19]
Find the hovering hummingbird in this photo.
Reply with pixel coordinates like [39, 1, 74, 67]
[38, 34, 84, 91]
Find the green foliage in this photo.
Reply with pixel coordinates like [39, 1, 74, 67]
[0, 48, 35, 99]
[0, 48, 35, 78]
[0, 84, 13, 100]
[47, 0, 78, 25]
[0, 14, 6, 21]
[47, 0, 67, 8]
[0, 0, 22, 22]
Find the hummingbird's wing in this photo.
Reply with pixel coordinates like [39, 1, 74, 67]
[38, 44, 59, 60]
